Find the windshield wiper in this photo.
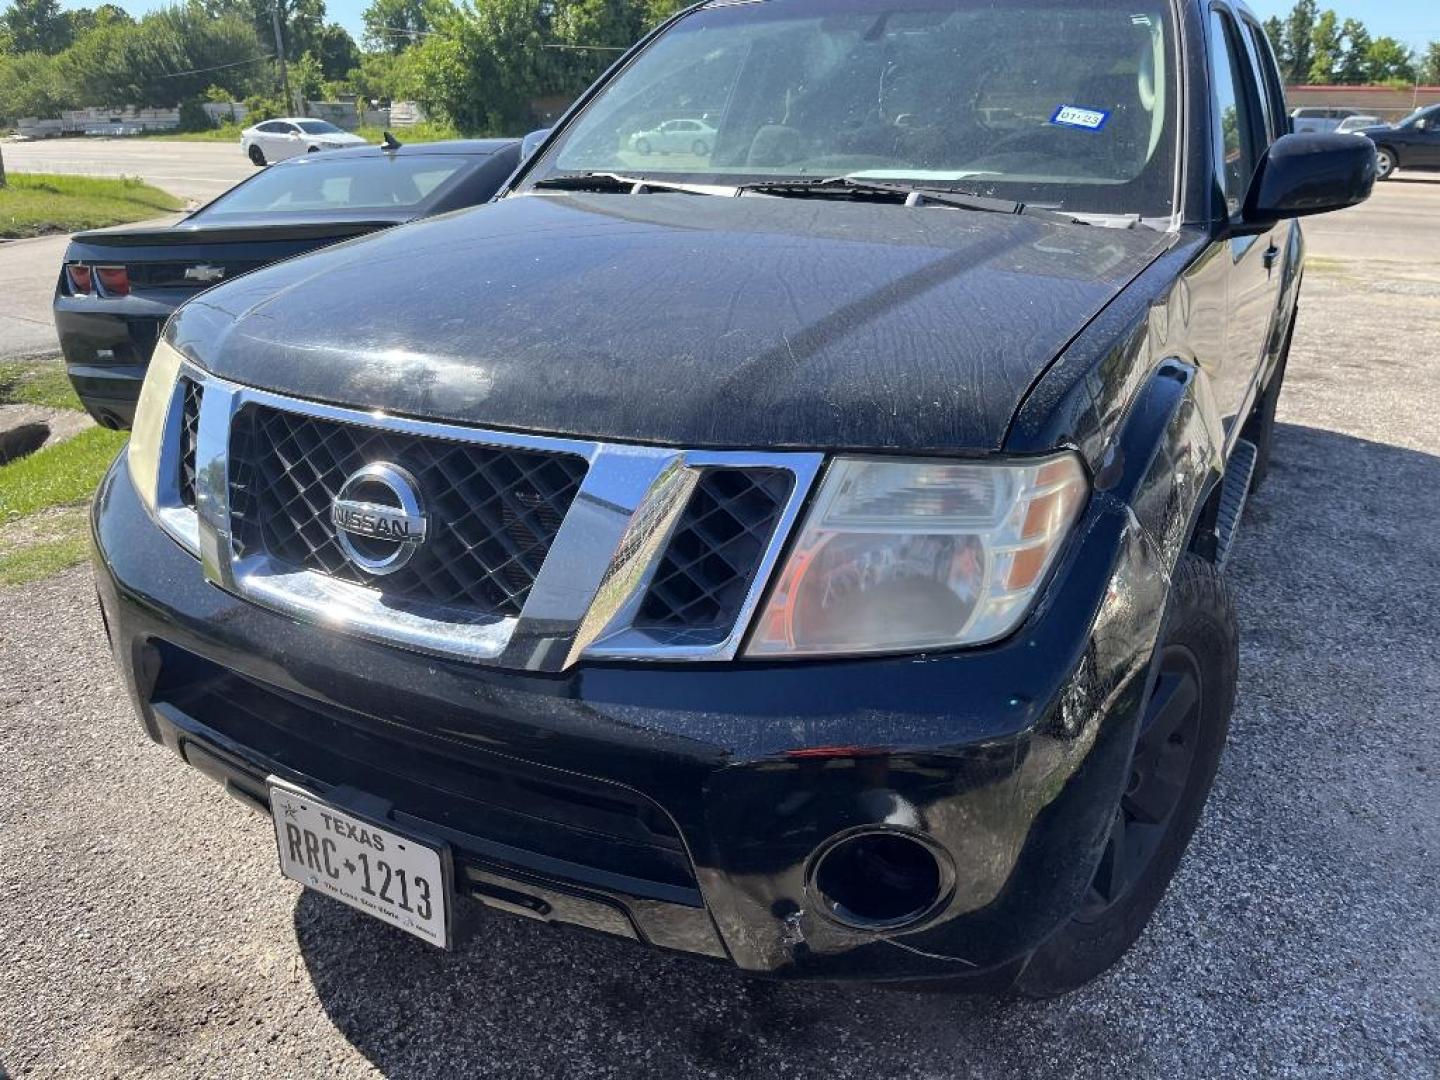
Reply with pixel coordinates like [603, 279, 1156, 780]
[531, 172, 727, 196]
[737, 176, 1079, 223]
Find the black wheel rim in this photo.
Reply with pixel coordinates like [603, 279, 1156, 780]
[1076, 644, 1202, 922]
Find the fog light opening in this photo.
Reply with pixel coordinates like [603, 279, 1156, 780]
[811, 830, 946, 931]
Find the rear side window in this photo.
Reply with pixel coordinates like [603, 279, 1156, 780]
[1207, 9, 1262, 216]
[195, 157, 470, 217]
[256, 121, 289, 134]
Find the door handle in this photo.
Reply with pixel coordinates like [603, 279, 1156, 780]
[1262, 244, 1280, 271]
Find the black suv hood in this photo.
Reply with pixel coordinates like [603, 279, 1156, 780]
[172, 192, 1169, 453]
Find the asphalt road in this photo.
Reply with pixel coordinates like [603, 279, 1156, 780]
[1, 161, 1438, 1080]
[0, 138, 249, 360]
[2, 137, 253, 203]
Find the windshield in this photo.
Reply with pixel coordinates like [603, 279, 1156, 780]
[531, 0, 1178, 217]
[296, 120, 345, 135]
[195, 156, 468, 217]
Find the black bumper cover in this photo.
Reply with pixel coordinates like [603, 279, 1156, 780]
[92, 454, 1171, 982]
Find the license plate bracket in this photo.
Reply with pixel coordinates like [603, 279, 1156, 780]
[268, 778, 452, 948]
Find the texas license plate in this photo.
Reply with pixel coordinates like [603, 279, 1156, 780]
[268, 780, 449, 947]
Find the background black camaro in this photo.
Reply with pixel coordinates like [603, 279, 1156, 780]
[53, 137, 520, 429]
[92, 0, 1374, 993]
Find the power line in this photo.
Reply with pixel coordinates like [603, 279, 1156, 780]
[159, 53, 275, 78]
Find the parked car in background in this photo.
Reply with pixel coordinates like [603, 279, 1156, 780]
[1334, 114, 1380, 134]
[241, 118, 367, 165]
[1289, 105, 1361, 134]
[96, 0, 1374, 995]
[56, 139, 520, 427]
[629, 118, 718, 155]
[1358, 104, 1440, 180]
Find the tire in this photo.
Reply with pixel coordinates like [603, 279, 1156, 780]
[1375, 146, 1396, 180]
[692, 139, 710, 156]
[307, 145, 320, 154]
[635, 138, 652, 155]
[1240, 310, 1294, 492]
[1015, 553, 1238, 999]
[247, 144, 266, 166]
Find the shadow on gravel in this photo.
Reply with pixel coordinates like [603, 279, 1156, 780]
[293, 423, 1440, 1079]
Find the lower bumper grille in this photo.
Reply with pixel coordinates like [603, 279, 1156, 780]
[149, 642, 698, 899]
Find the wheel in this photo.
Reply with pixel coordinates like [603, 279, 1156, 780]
[692, 139, 710, 156]
[247, 144, 266, 166]
[1240, 312, 1294, 492]
[1374, 146, 1396, 180]
[635, 138, 652, 155]
[307, 145, 320, 154]
[1015, 553, 1238, 999]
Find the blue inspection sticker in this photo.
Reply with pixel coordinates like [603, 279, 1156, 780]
[1050, 105, 1110, 131]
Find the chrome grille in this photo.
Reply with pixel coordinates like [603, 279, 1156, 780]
[638, 469, 794, 631]
[157, 368, 824, 670]
[227, 404, 587, 617]
[178, 379, 202, 510]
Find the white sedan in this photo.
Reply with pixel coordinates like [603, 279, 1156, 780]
[628, 118, 717, 156]
[240, 118, 367, 166]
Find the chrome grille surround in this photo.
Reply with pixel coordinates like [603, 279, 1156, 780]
[149, 364, 823, 672]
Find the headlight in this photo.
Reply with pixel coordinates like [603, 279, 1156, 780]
[745, 453, 1087, 657]
[127, 336, 185, 514]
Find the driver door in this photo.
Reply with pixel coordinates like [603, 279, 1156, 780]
[1411, 108, 1440, 168]
[1207, 6, 1283, 441]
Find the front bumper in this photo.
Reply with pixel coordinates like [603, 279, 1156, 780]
[93, 453, 1170, 982]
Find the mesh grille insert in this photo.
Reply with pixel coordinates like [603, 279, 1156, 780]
[178, 379, 202, 510]
[637, 468, 793, 631]
[227, 405, 587, 617]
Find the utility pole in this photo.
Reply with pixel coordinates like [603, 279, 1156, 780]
[270, 1, 291, 113]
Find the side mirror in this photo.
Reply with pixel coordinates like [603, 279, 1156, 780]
[521, 128, 552, 162]
[1238, 131, 1375, 233]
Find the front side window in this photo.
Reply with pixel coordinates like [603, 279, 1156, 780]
[296, 120, 345, 135]
[533, 0, 1179, 217]
[194, 157, 468, 217]
[1206, 9, 1259, 217]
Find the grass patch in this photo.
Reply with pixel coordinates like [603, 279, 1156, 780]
[0, 360, 85, 411]
[0, 172, 183, 238]
[0, 426, 126, 520]
[0, 507, 91, 586]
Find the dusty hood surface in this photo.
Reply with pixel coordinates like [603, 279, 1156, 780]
[170, 192, 1170, 452]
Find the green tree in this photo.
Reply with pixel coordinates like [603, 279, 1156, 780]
[1419, 41, 1440, 85]
[362, 0, 435, 53]
[292, 47, 324, 100]
[66, 4, 133, 38]
[407, 0, 557, 134]
[0, 48, 69, 119]
[316, 21, 358, 79]
[57, 4, 267, 109]
[2, 0, 73, 53]
[1262, 16, 1288, 75]
[1307, 9, 1340, 84]
[346, 47, 418, 102]
[1282, 0, 1316, 85]
[1334, 18, 1371, 85]
[1365, 36, 1415, 84]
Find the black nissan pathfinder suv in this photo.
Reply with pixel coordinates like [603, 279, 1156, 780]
[93, 0, 1373, 995]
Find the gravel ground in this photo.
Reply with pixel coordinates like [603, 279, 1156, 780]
[2, 227, 1438, 1078]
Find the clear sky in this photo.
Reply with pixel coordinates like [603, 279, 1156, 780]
[61, 0, 1440, 57]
